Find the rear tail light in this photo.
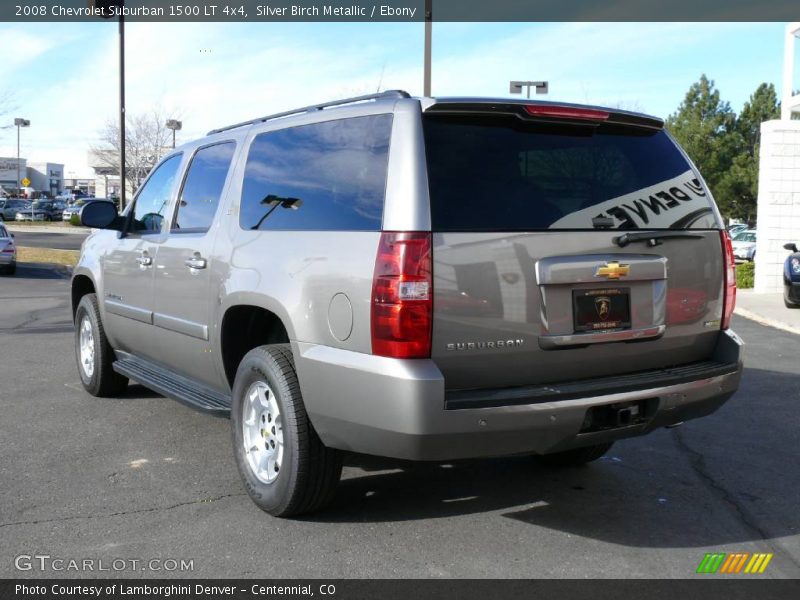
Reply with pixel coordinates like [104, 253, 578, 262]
[371, 231, 432, 358]
[524, 105, 609, 121]
[721, 230, 736, 330]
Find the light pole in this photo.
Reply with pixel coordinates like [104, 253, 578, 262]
[509, 80, 549, 99]
[88, 1, 126, 208]
[166, 120, 182, 149]
[14, 118, 30, 198]
[423, 0, 432, 96]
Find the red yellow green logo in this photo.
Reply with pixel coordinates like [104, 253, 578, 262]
[696, 552, 773, 574]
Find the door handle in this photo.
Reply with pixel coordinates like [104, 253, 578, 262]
[136, 254, 152, 266]
[184, 255, 207, 270]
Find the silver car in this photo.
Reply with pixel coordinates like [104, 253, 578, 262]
[72, 91, 743, 517]
[0, 223, 16, 275]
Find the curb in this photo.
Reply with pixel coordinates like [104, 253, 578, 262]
[734, 307, 800, 336]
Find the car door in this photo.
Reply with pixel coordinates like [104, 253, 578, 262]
[151, 141, 237, 387]
[101, 154, 183, 360]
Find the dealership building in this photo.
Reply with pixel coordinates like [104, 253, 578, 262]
[754, 22, 800, 292]
[0, 156, 64, 196]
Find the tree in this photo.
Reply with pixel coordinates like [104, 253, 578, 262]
[717, 83, 780, 223]
[90, 108, 178, 194]
[0, 90, 17, 139]
[665, 75, 739, 217]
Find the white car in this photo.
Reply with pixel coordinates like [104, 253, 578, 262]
[731, 230, 757, 261]
[0, 222, 16, 275]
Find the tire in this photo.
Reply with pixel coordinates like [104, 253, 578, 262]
[231, 344, 342, 517]
[74, 293, 128, 397]
[786, 298, 800, 309]
[535, 442, 613, 467]
[4, 262, 16, 276]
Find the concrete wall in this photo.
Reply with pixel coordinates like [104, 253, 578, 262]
[754, 120, 800, 292]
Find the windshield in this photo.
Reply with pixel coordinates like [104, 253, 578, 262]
[734, 232, 756, 242]
[423, 114, 719, 231]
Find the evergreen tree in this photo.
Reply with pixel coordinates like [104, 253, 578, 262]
[665, 75, 738, 217]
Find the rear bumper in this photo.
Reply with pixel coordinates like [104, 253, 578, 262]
[0, 253, 15, 265]
[293, 329, 744, 461]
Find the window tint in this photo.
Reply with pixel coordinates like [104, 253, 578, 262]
[173, 142, 235, 232]
[131, 154, 182, 232]
[423, 115, 718, 231]
[240, 114, 392, 231]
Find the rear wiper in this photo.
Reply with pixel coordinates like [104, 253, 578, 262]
[614, 231, 704, 248]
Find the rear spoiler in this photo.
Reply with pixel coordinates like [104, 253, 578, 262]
[423, 100, 664, 130]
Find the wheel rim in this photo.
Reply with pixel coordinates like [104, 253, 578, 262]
[242, 381, 284, 484]
[78, 315, 95, 378]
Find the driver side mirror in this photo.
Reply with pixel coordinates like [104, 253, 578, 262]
[784, 243, 799, 253]
[80, 201, 125, 231]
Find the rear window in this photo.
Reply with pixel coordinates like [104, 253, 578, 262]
[423, 114, 718, 231]
[240, 114, 392, 232]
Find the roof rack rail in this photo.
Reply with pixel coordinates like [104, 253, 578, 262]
[207, 89, 411, 135]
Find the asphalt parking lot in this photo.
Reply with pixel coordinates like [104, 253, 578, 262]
[1, 264, 799, 579]
[6, 229, 88, 251]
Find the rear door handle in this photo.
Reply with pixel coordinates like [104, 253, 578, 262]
[136, 254, 152, 266]
[184, 255, 207, 270]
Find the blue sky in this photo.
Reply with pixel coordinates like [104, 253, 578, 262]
[0, 21, 794, 176]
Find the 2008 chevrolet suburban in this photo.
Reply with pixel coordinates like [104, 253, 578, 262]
[72, 91, 743, 517]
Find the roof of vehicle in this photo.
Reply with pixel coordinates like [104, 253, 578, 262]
[204, 90, 664, 138]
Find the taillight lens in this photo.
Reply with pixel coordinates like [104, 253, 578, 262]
[721, 230, 736, 330]
[371, 231, 432, 358]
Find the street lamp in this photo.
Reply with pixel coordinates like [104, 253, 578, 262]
[509, 81, 549, 99]
[88, 0, 126, 208]
[166, 120, 182, 148]
[14, 118, 30, 198]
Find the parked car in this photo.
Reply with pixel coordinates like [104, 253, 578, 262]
[784, 242, 800, 308]
[63, 199, 112, 222]
[0, 222, 16, 275]
[15, 203, 47, 221]
[727, 223, 749, 236]
[32, 200, 64, 221]
[72, 91, 743, 517]
[0, 199, 30, 221]
[731, 230, 756, 261]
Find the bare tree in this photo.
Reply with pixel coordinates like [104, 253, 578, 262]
[0, 90, 17, 139]
[90, 108, 178, 193]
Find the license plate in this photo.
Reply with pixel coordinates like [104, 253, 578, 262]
[573, 288, 631, 332]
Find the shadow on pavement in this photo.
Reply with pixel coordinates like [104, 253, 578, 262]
[4, 263, 70, 280]
[300, 367, 800, 550]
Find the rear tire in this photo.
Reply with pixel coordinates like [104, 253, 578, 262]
[74, 293, 128, 397]
[231, 344, 342, 517]
[535, 442, 613, 467]
[1, 262, 14, 275]
[786, 297, 800, 309]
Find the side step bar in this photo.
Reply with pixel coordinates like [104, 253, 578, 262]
[113, 354, 231, 416]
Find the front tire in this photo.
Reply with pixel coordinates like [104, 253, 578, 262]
[74, 293, 128, 396]
[535, 442, 613, 467]
[231, 344, 342, 517]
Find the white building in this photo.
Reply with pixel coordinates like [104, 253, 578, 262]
[0, 156, 26, 193]
[26, 162, 64, 196]
[754, 22, 800, 292]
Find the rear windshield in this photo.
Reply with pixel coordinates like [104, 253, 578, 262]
[423, 114, 718, 231]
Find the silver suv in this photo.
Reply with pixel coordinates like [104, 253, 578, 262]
[72, 91, 743, 517]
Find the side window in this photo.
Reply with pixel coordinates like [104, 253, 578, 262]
[173, 142, 236, 232]
[131, 154, 182, 233]
[240, 114, 392, 231]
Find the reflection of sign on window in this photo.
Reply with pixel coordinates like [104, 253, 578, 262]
[550, 171, 711, 230]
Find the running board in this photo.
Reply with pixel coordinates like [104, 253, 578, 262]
[113, 354, 231, 416]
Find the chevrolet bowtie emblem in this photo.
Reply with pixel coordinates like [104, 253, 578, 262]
[595, 261, 630, 280]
